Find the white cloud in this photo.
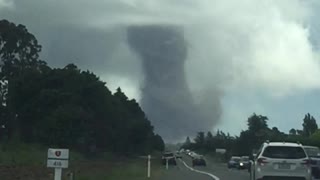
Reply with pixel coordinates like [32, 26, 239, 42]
[184, 0, 320, 97]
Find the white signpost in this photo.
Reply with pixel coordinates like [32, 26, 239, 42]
[47, 148, 69, 180]
[147, 155, 151, 178]
[139, 155, 153, 178]
[165, 158, 169, 170]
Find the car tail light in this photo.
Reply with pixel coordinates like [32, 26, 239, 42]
[257, 158, 268, 166]
[301, 159, 312, 167]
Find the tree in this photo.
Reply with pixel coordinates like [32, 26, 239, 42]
[234, 130, 252, 155]
[8, 64, 162, 154]
[272, 127, 280, 133]
[205, 131, 215, 151]
[152, 134, 165, 151]
[181, 136, 192, 149]
[0, 20, 44, 77]
[185, 136, 191, 145]
[235, 113, 270, 153]
[114, 87, 128, 102]
[0, 19, 47, 141]
[289, 128, 297, 135]
[247, 113, 268, 133]
[297, 130, 304, 136]
[310, 130, 320, 146]
[194, 132, 205, 147]
[206, 132, 214, 142]
[302, 113, 318, 136]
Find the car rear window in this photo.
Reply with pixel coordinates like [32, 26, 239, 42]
[231, 157, 240, 162]
[164, 153, 174, 157]
[241, 157, 249, 161]
[304, 147, 320, 157]
[262, 146, 306, 159]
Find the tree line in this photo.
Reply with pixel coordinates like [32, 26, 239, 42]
[182, 113, 320, 157]
[0, 19, 164, 155]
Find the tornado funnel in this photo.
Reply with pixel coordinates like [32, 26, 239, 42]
[127, 25, 213, 141]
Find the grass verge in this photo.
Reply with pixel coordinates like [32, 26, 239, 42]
[0, 142, 164, 180]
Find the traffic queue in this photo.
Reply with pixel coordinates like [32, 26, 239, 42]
[162, 141, 320, 180]
[228, 141, 320, 180]
[161, 149, 207, 167]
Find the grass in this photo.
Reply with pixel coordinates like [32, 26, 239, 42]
[76, 159, 163, 180]
[0, 142, 164, 180]
[74, 152, 164, 180]
[0, 142, 47, 166]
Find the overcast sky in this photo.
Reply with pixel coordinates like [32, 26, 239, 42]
[2, 0, 320, 136]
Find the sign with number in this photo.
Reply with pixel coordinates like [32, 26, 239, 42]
[47, 159, 68, 168]
[47, 148, 69, 168]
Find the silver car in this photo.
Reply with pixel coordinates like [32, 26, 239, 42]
[251, 142, 311, 180]
[304, 146, 320, 180]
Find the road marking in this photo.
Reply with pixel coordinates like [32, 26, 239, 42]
[179, 159, 220, 180]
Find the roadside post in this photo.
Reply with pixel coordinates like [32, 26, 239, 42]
[139, 155, 155, 178]
[147, 155, 151, 178]
[47, 148, 69, 180]
[166, 158, 169, 170]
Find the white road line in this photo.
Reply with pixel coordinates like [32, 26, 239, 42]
[179, 159, 220, 180]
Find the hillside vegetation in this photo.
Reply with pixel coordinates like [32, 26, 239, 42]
[183, 113, 320, 158]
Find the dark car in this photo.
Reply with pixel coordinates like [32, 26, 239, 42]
[228, 156, 240, 169]
[192, 155, 206, 167]
[162, 152, 177, 166]
[304, 146, 320, 180]
[175, 151, 182, 159]
[238, 156, 250, 170]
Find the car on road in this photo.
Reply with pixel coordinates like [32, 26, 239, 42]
[192, 155, 207, 167]
[189, 151, 197, 158]
[304, 146, 320, 180]
[179, 149, 185, 153]
[185, 149, 190, 154]
[250, 142, 312, 180]
[175, 151, 182, 159]
[238, 156, 250, 170]
[228, 156, 241, 169]
[162, 152, 177, 166]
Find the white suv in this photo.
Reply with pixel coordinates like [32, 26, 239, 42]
[250, 142, 311, 180]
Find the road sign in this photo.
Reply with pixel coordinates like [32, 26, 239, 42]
[47, 148, 69, 168]
[147, 155, 151, 178]
[47, 148, 69, 180]
[47, 159, 69, 168]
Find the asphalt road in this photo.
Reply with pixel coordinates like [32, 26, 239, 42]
[158, 155, 250, 180]
[157, 159, 212, 180]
